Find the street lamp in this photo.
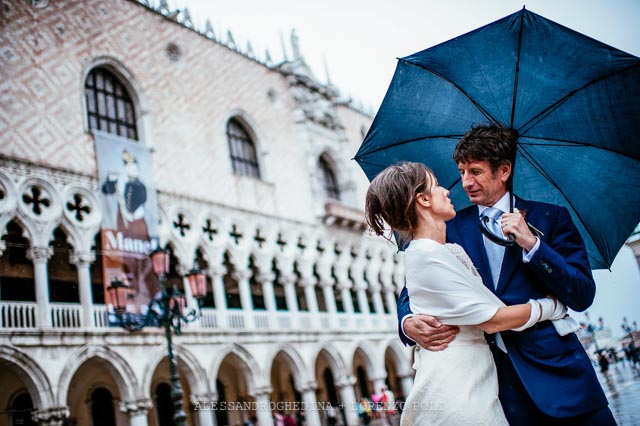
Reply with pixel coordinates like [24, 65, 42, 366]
[107, 247, 207, 426]
[584, 312, 600, 352]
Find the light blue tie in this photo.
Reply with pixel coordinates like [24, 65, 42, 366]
[481, 207, 505, 288]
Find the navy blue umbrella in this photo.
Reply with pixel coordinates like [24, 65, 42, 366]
[355, 8, 640, 269]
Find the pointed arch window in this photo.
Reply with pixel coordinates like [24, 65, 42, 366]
[227, 118, 260, 178]
[85, 67, 138, 140]
[319, 154, 341, 200]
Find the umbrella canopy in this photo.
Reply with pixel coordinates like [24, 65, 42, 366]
[355, 8, 640, 269]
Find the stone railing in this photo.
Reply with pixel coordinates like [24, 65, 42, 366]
[1, 301, 37, 329]
[0, 302, 397, 333]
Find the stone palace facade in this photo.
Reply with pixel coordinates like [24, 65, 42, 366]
[0, 1, 413, 425]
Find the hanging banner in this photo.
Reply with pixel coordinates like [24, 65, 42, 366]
[94, 131, 161, 327]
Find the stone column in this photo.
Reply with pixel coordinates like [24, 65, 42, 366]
[259, 272, 277, 312]
[70, 251, 96, 328]
[233, 270, 253, 312]
[280, 274, 299, 313]
[383, 286, 398, 316]
[210, 265, 228, 328]
[354, 284, 371, 315]
[371, 376, 387, 396]
[370, 285, 386, 316]
[257, 272, 276, 328]
[338, 284, 354, 314]
[32, 406, 69, 426]
[120, 399, 152, 426]
[301, 280, 319, 314]
[27, 246, 53, 328]
[299, 382, 321, 426]
[335, 376, 359, 426]
[252, 388, 274, 426]
[320, 280, 338, 314]
[398, 373, 414, 403]
[191, 393, 216, 426]
[319, 280, 338, 327]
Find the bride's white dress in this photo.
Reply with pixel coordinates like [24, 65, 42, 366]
[401, 239, 509, 426]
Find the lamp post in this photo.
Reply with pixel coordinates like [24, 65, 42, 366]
[584, 312, 600, 352]
[107, 248, 207, 426]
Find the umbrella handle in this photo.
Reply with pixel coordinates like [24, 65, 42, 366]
[479, 216, 517, 247]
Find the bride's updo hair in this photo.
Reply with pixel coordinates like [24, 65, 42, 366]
[365, 161, 434, 241]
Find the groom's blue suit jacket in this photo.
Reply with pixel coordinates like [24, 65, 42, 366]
[397, 196, 608, 418]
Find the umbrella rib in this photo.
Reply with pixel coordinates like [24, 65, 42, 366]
[510, 8, 526, 129]
[446, 177, 461, 192]
[400, 59, 498, 123]
[520, 135, 640, 161]
[517, 146, 608, 265]
[518, 63, 640, 135]
[352, 134, 462, 159]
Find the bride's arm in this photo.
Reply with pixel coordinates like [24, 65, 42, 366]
[478, 304, 534, 334]
[479, 297, 565, 334]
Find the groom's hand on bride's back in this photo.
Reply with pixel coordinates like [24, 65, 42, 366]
[404, 314, 459, 351]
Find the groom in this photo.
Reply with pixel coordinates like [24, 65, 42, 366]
[398, 124, 615, 425]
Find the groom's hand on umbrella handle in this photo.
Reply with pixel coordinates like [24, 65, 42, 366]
[502, 209, 537, 252]
[404, 314, 459, 351]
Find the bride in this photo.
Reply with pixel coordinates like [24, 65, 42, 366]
[365, 161, 566, 425]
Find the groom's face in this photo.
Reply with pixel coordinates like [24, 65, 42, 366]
[458, 160, 509, 207]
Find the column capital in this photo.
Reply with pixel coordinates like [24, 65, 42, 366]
[367, 282, 382, 293]
[232, 269, 252, 282]
[251, 386, 273, 398]
[32, 406, 69, 425]
[191, 391, 218, 405]
[119, 398, 153, 416]
[208, 264, 227, 278]
[256, 272, 276, 285]
[298, 276, 316, 288]
[176, 263, 191, 277]
[297, 380, 318, 393]
[278, 273, 296, 286]
[335, 375, 357, 389]
[69, 250, 96, 266]
[336, 281, 352, 291]
[27, 246, 53, 263]
[318, 279, 335, 289]
[382, 284, 398, 294]
[352, 280, 368, 291]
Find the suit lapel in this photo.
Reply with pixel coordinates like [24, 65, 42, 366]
[495, 197, 527, 295]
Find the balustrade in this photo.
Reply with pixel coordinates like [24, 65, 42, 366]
[50, 303, 82, 328]
[0, 302, 396, 333]
[0, 301, 37, 328]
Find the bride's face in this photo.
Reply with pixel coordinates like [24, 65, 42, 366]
[428, 173, 456, 221]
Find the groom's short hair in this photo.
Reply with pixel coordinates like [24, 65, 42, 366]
[453, 123, 518, 173]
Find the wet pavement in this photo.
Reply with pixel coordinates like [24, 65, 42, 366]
[366, 361, 640, 426]
[597, 361, 640, 426]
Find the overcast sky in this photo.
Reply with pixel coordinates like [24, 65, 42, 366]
[176, 0, 640, 337]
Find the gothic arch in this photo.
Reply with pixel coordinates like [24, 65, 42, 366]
[210, 343, 262, 393]
[57, 344, 137, 406]
[141, 344, 209, 397]
[383, 339, 412, 376]
[352, 341, 380, 376]
[266, 343, 310, 389]
[314, 343, 347, 379]
[0, 346, 54, 408]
